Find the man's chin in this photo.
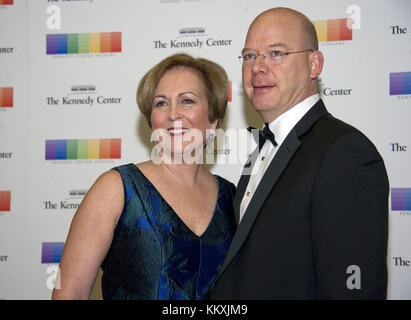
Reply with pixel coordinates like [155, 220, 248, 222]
[251, 100, 278, 112]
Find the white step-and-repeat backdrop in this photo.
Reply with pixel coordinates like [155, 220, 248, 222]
[0, 0, 410, 299]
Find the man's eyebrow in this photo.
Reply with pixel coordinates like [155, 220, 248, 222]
[241, 47, 253, 54]
[267, 43, 288, 48]
[242, 43, 288, 53]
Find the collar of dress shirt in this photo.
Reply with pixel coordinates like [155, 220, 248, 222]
[265, 94, 320, 147]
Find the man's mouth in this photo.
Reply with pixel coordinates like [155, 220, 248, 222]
[252, 78, 276, 93]
[253, 85, 275, 94]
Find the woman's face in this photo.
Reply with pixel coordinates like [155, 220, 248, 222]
[150, 66, 217, 162]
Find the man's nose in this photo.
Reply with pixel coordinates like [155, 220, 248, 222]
[252, 54, 268, 74]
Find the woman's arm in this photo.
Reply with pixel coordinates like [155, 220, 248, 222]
[51, 170, 124, 300]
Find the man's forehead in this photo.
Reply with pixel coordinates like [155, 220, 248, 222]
[254, 8, 309, 25]
[242, 42, 288, 53]
[245, 13, 305, 46]
[252, 12, 303, 32]
[246, 24, 300, 44]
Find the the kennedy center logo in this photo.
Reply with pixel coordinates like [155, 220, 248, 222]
[41, 242, 64, 264]
[45, 138, 121, 160]
[0, 47, 14, 54]
[44, 190, 87, 211]
[0, 191, 11, 212]
[0, 0, 13, 5]
[390, 72, 411, 97]
[318, 77, 352, 97]
[46, 85, 122, 107]
[46, 32, 121, 55]
[154, 27, 232, 49]
[313, 18, 353, 46]
[391, 188, 411, 214]
[0, 87, 13, 108]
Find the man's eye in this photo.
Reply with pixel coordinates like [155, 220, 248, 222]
[269, 50, 284, 57]
[243, 53, 256, 60]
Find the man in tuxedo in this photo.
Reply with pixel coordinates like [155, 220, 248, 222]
[212, 7, 389, 299]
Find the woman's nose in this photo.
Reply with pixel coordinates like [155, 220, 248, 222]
[168, 105, 183, 121]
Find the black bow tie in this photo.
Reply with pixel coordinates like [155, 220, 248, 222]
[247, 123, 278, 150]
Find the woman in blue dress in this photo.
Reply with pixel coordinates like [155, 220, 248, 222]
[52, 53, 235, 300]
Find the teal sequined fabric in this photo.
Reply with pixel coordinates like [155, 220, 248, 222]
[101, 163, 235, 300]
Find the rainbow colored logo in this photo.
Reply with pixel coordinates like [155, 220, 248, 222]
[390, 72, 411, 95]
[391, 188, 411, 211]
[0, 191, 11, 212]
[313, 18, 352, 42]
[46, 32, 121, 55]
[45, 138, 121, 160]
[42, 242, 64, 264]
[0, 87, 13, 108]
[0, 0, 13, 5]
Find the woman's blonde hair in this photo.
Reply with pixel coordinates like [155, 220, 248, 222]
[137, 53, 229, 127]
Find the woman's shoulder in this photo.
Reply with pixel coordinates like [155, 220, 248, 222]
[110, 162, 150, 187]
[85, 168, 124, 205]
[111, 162, 140, 176]
[93, 168, 123, 191]
[71, 167, 125, 230]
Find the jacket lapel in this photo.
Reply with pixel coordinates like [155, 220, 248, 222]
[217, 99, 329, 278]
[232, 147, 260, 226]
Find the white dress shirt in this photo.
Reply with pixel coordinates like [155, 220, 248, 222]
[239, 94, 320, 222]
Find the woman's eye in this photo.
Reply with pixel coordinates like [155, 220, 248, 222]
[182, 98, 194, 104]
[154, 100, 166, 107]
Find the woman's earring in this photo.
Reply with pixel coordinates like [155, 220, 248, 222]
[205, 130, 216, 149]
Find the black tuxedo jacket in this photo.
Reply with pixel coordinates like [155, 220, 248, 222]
[212, 99, 389, 299]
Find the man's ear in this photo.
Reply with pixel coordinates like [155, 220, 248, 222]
[309, 50, 324, 79]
